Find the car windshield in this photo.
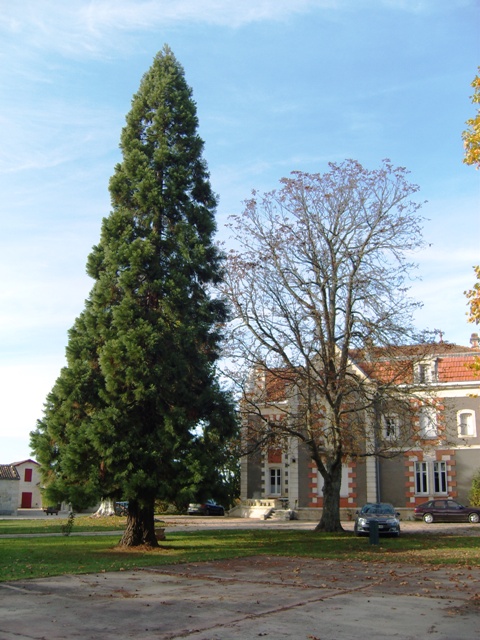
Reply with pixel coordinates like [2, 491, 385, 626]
[362, 503, 395, 515]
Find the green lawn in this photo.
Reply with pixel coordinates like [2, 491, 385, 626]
[0, 515, 127, 535]
[1, 521, 479, 582]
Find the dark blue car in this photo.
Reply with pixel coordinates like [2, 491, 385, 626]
[187, 500, 225, 516]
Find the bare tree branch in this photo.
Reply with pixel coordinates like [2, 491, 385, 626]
[222, 159, 442, 532]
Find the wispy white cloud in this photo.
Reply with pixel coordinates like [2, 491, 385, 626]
[0, 0, 336, 59]
[80, 0, 320, 30]
[4, 0, 460, 61]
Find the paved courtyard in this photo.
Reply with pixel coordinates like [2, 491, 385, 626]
[1, 555, 479, 639]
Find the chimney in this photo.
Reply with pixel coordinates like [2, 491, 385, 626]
[364, 337, 374, 362]
[470, 333, 479, 350]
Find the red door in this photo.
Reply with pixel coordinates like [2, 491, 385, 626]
[21, 492, 32, 508]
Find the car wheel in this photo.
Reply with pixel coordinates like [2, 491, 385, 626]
[205, 508, 210, 516]
[468, 512, 480, 524]
[423, 513, 434, 524]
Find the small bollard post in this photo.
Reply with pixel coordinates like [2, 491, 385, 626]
[369, 520, 379, 545]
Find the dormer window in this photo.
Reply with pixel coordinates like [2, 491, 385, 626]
[415, 359, 437, 384]
[418, 364, 428, 383]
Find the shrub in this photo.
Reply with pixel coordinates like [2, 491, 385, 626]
[469, 468, 480, 506]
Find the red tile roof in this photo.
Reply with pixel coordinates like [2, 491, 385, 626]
[0, 465, 20, 480]
[438, 355, 479, 382]
[11, 459, 39, 467]
[352, 344, 479, 385]
[256, 344, 480, 398]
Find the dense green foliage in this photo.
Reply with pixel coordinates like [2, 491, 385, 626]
[469, 469, 480, 506]
[30, 46, 237, 544]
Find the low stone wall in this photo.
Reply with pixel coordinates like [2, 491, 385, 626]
[230, 499, 291, 519]
[229, 505, 417, 522]
[229, 504, 273, 519]
[294, 507, 416, 522]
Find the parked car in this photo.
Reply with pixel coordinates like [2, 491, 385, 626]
[187, 500, 225, 516]
[43, 505, 59, 515]
[354, 502, 401, 536]
[413, 499, 480, 524]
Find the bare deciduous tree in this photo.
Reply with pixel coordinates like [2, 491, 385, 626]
[222, 159, 435, 532]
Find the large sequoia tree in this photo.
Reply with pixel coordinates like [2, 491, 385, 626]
[31, 46, 236, 547]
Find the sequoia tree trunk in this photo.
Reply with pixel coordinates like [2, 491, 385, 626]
[92, 498, 115, 517]
[118, 500, 158, 547]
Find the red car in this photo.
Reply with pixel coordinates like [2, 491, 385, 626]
[414, 499, 480, 524]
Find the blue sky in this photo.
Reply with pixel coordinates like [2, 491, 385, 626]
[1, 0, 478, 463]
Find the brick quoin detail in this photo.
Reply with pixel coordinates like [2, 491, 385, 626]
[346, 462, 357, 507]
[308, 460, 321, 506]
[307, 460, 357, 508]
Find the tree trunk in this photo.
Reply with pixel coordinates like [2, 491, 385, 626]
[315, 462, 344, 532]
[118, 500, 159, 547]
[92, 498, 115, 517]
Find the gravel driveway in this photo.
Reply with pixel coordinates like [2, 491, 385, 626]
[160, 515, 480, 537]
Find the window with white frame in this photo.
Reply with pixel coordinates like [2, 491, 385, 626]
[433, 461, 447, 493]
[414, 460, 448, 496]
[415, 461, 428, 494]
[269, 468, 282, 495]
[383, 415, 399, 439]
[457, 410, 476, 437]
[419, 405, 438, 439]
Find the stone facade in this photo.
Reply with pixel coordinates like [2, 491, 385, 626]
[0, 465, 20, 515]
[241, 339, 480, 514]
[0, 459, 42, 514]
